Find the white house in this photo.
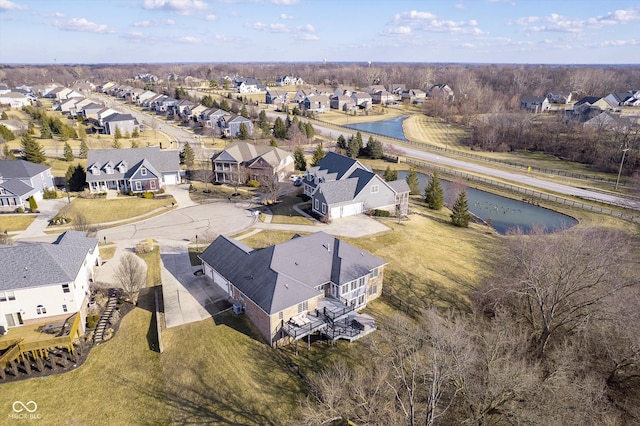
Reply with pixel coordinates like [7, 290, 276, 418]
[0, 231, 101, 335]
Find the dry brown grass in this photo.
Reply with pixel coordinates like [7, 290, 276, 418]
[58, 196, 175, 224]
[0, 214, 36, 232]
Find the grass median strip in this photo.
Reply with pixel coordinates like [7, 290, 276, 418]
[0, 214, 37, 232]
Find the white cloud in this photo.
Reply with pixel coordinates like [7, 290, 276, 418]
[586, 39, 640, 47]
[0, 0, 27, 12]
[462, 43, 475, 48]
[297, 33, 319, 41]
[134, 20, 153, 27]
[55, 17, 114, 34]
[390, 9, 485, 35]
[248, 21, 315, 34]
[205, 14, 217, 21]
[455, 4, 464, 9]
[122, 31, 159, 42]
[143, 0, 207, 15]
[517, 8, 640, 34]
[280, 13, 294, 20]
[215, 34, 240, 41]
[272, 0, 299, 4]
[179, 36, 201, 43]
[133, 18, 174, 27]
[588, 8, 640, 25]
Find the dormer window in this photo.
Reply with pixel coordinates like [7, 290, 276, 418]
[91, 166, 100, 175]
[105, 165, 113, 174]
[141, 168, 147, 176]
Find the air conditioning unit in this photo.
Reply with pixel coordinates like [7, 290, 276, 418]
[232, 303, 244, 315]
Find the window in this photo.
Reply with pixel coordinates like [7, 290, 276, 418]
[297, 301, 308, 313]
[322, 203, 327, 214]
[368, 285, 378, 296]
[36, 305, 47, 315]
[358, 294, 365, 305]
[370, 267, 379, 279]
[371, 185, 379, 194]
[141, 168, 147, 176]
[150, 180, 156, 190]
[62, 304, 68, 313]
[278, 312, 283, 321]
[0, 291, 15, 302]
[341, 284, 348, 295]
[350, 281, 357, 291]
[315, 199, 319, 210]
[358, 277, 366, 287]
[62, 284, 70, 293]
[135, 181, 142, 191]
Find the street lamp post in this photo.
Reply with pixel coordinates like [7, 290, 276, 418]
[195, 234, 199, 254]
[615, 148, 630, 190]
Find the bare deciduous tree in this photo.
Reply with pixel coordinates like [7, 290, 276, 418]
[72, 213, 92, 233]
[115, 252, 146, 303]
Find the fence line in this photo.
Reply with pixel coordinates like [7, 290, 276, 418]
[311, 117, 626, 186]
[401, 157, 640, 224]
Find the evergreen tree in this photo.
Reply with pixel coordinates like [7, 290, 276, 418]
[347, 137, 360, 158]
[131, 127, 140, 138]
[311, 143, 325, 166]
[63, 142, 74, 161]
[294, 145, 307, 171]
[451, 190, 471, 228]
[238, 122, 249, 140]
[337, 134, 347, 149]
[180, 141, 195, 168]
[406, 167, 419, 195]
[1, 111, 7, 120]
[273, 117, 287, 139]
[2, 143, 16, 160]
[354, 131, 363, 152]
[65, 164, 86, 192]
[40, 122, 52, 139]
[130, 139, 139, 148]
[269, 138, 278, 147]
[112, 138, 122, 149]
[366, 137, 384, 159]
[383, 165, 398, 182]
[425, 170, 444, 210]
[77, 125, 87, 141]
[114, 126, 122, 140]
[220, 98, 230, 112]
[79, 139, 89, 159]
[240, 105, 249, 118]
[125, 131, 131, 139]
[0, 124, 16, 141]
[21, 133, 46, 163]
[258, 109, 267, 127]
[304, 122, 315, 139]
[29, 196, 38, 211]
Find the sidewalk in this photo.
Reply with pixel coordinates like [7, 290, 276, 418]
[16, 198, 69, 239]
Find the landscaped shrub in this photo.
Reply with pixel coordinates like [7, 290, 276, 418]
[141, 192, 155, 199]
[189, 183, 195, 192]
[373, 209, 391, 217]
[128, 190, 135, 196]
[157, 187, 165, 194]
[28, 196, 38, 211]
[43, 188, 58, 199]
[15, 206, 24, 213]
[247, 179, 260, 188]
[86, 314, 100, 329]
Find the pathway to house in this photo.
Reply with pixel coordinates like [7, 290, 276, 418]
[16, 198, 70, 239]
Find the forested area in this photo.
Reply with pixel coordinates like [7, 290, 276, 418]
[299, 228, 640, 426]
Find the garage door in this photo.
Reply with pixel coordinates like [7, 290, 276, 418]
[163, 173, 178, 185]
[212, 270, 229, 294]
[341, 202, 363, 217]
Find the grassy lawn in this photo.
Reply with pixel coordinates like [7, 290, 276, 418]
[99, 244, 117, 261]
[267, 194, 314, 225]
[240, 230, 308, 248]
[403, 115, 469, 148]
[188, 181, 257, 202]
[0, 214, 36, 232]
[57, 196, 175, 224]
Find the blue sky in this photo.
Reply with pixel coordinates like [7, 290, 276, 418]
[1, 0, 639, 64]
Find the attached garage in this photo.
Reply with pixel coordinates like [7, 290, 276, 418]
[162, 172, 180, 185]
[329, 202, 363, 219]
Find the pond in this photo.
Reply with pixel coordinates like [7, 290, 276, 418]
[345, 115, 408, 140]
[395, 171, 578, 235]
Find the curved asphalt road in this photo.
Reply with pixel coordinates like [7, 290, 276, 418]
[98, 98, 639, 211]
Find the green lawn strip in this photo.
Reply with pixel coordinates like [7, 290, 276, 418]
[57, 196, 175, 224]
[0, 214, 36, 232]
[240, 230, 308, 249]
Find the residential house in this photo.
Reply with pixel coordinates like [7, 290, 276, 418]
[330, 95, 356, 111]
[603, 92, 634, 109]
[86, 147, 180, 193]
[294, 89, 317, 104]
[276, 76, 304, 86]
[199, 232, 386, 345]
[236, 77, 266, 93]
[0, 84, 10, 95]
[402, 89, 426, 104]
[0, 92, 31, 108]
[0, 231, 100, 334]
[546, 91, 574, 104]
[79, 102, 107, 119]
[219, 114, 253, 138]
[156, 97, 178, 113]
[200, 108, 230, 129]
[58, 97, 84, 114]
[387, 84, 406, 95]
[300, 94, 330, 113]
[265, 89, 289, 105]
[520, 95, 550, 112]
[136, 90, 157, 106]
[366, 84, 386, 95]
[211, 141, 294, 183]
[302, 152, 409, 219]
[102, 113, 140, 136]
[0, 160, 54, 209]
[427, 84, 455, 101]
[333, 87, 354, 97]
[351, 92, 373, 109]
[372, 90, 395, 105]
[583, 112, 632, 132]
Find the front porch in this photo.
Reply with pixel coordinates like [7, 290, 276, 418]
[88, 179, 130, 193]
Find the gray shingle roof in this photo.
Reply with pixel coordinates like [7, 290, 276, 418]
[0, 231, 97, 291]
[199, 232, 386, 315]
[0, 179, 34, 197]
[387, 179, 410, 194]
[0, 159, 50, 179]
[86, 147, 179, 183]
[211, 142, 291, 168]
